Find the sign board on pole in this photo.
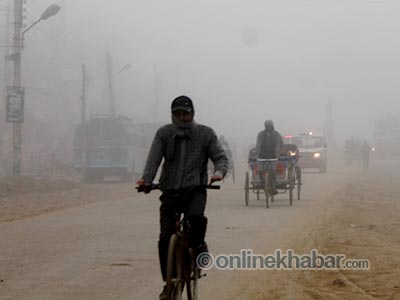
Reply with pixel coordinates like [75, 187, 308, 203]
[6, 86, 25, 123]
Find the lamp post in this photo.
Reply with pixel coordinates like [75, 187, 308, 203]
[106, 51, 131, 115]
[116, 63, 132, 76]
[22, 4, 61, 40]
[6, 1, 61, 177]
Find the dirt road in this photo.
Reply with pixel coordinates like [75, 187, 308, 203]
[1, 160, 399, 300]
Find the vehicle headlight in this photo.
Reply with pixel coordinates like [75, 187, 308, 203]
[313, 152, 321, 158]
[289, 151, 297, 156]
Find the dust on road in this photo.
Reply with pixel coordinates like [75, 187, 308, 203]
[228, 161, 400, 300]
[0, 161, 399, 300]
[257, 165, 400, 300]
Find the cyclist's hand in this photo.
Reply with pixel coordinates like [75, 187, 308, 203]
[136, 179, 151, 194]
[209, 175, 223, 185]
[136, 179, 145, 186]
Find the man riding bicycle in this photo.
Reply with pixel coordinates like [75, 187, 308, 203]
[137, 95, 228, 300]
[255, 120, 284, 194]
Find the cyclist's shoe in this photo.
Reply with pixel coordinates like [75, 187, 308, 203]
[159, 284, 168, 300]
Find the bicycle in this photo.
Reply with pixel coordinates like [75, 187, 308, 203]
[137, 184, 220, 300]
[257, 158, 278, 208]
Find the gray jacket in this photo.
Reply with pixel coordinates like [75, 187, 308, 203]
[256, 130, 283, 159]
[142, 123, 228, 192]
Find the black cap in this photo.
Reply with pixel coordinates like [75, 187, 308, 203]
[171, 96, 194, 113]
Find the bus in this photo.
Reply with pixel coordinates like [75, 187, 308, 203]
[73, 114, 149, 182]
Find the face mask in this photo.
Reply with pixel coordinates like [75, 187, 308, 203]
[265, 125, 274, 132]
[172, 114, 194, 129]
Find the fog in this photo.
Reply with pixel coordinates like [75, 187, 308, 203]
[1, 0, 400, 165]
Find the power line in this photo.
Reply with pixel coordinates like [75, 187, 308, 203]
[24, 46, 80, 69]
[25, 4, 89, 52]
[23, 50, 107, 98]
[28, 1, 134, 71]
[23, 24, 104, 67]
[25, 1, 130, 74]
[23, 9, 97, 64]
[25, 1, 108, 64]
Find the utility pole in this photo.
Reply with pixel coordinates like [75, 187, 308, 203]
[153, 66, 180, 122]
[106, 51, 115, 115]
[0, 2, 11, 177]
[5, 2, 60, 177]
[80, 64, 88, 181]
[3, 2, 11, 87]
[3, 1, 11, 110]
[11, 0, 23, 176]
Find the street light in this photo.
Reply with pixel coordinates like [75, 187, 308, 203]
[115, 63, 132, 76]
[7, 1, 61, 177]
[106, 51, 131, 115]
[22, 4, 61, 46]
[41, 4, 61, 20]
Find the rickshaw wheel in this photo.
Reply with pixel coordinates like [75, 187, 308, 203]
[244, 171, 249, 206]
[297, 180, 301, 201]
[296, 166, 302, 200]
[264, 172, 269, 208]
[289, 167, 294, 206]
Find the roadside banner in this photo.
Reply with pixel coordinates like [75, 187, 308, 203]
[6, 86, 25, 123]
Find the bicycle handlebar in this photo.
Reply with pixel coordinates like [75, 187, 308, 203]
[136, 184, 221, 193]
[256, 158, 279, 162]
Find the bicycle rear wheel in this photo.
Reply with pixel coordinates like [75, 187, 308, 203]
[166, 234, 183, 300]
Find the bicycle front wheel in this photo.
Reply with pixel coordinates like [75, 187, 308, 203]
[186, 249, 199, 300]
[166, 234, 183, 300]
[232, 161, 236, 182]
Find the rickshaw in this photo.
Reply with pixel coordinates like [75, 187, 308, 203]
[244, 144, 302, 208]
[344, 138, 361, 166]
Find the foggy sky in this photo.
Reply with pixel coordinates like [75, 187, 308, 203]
[2, 0, 400, 148]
